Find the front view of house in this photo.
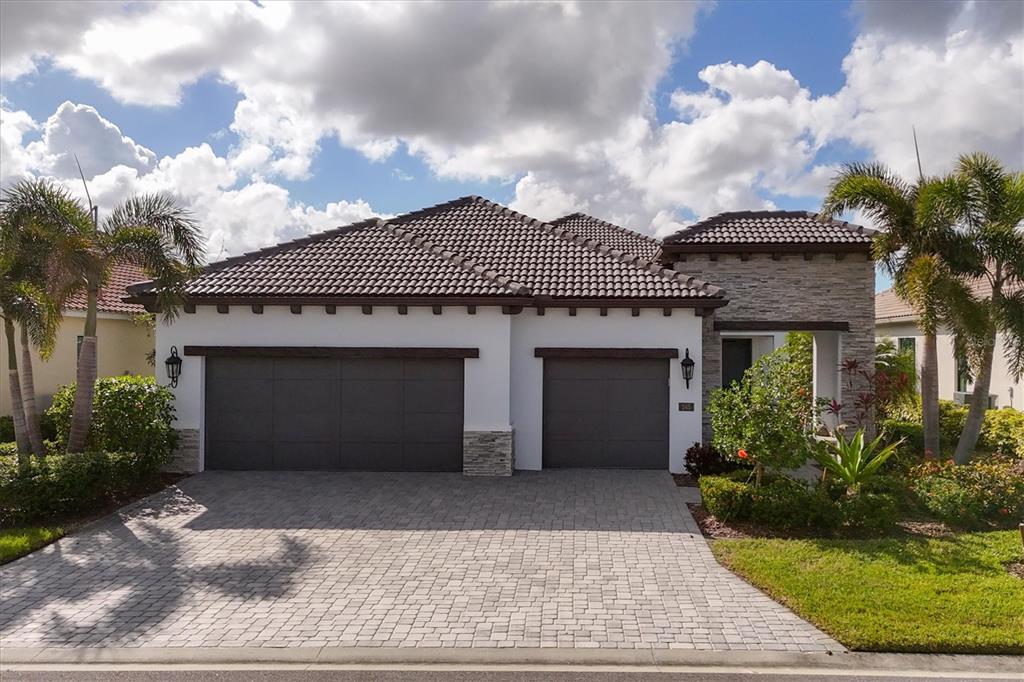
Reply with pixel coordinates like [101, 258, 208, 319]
[127, 196, 876, 475]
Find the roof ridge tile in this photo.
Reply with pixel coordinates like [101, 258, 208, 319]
[531, 213, 725, 298]
[381, 220, 533, 297]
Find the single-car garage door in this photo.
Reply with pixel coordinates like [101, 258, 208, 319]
[543, 358, 668, 469]
[205, 357, 464, 471]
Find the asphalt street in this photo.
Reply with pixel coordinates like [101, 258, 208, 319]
[3, 670, 1015, 682]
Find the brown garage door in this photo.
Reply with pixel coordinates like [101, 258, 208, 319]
[205, 357, 464, 471]
[543, 358, 668, 469]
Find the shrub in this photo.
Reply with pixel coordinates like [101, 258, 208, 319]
[699, 475, 753, 521]
[749, 477, 816, 529]
[684, 442, 747, 479]
[881, 420, 924, 453]
[980, 408, 1024, 458]
[910, 456, 1024, 528]
[47, 375, 176, 459]
[709, 349, 814, 479]
[0, 449, 166, 525]
[811, 429, 901, 493]
[938, 400, 968, 447]
[839, 492, 899, 532]
[0, 412, 56, 443]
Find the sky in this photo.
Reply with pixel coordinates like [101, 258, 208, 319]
[1, 1, 1022, 290]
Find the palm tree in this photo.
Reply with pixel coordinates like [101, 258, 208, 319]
[820, 163, 971, 459]
[935, 154, 1024, 463]
[1, 179, 204, 452]
[1, 181, 88, 457]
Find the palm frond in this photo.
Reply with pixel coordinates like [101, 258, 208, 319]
[104, 227, 191, 322]
[102, 193, 205, 271]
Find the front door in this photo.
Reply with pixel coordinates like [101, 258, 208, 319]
[721, 338, 753, 387]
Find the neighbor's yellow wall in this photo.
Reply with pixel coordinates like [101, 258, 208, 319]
[0, 314, 154, 416]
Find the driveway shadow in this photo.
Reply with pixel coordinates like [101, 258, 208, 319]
[181, 470, 696, 533]
[0, 506, 312, 646]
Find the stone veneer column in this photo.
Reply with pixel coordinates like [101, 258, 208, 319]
[462, 430, 514, 476]
[163, 428, 200, 473]
[701, 315, 721, 443]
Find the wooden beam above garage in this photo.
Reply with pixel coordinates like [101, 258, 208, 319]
[534, 347, 680, 359]
[183, 346, 481, 359]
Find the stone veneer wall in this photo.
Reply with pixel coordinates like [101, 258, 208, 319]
[463, 430, 514, 476]
[670, 253, 876, 440]
[164, 428, 200, 473]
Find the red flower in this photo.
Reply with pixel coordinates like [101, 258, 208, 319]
[737, 449, 750, 460]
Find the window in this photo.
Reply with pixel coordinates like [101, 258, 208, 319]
[898, 337, 916, 365]
[956, 354, 971, 393]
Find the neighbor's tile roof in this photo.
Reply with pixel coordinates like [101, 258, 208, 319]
[128, 196, 723, 303]
[876, 278, 1021, 323]
[549, 213, 660, 260]
[663, 210, 875, 246]
[66, 262, 147, 315]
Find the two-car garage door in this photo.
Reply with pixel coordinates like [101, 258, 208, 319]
[205, 357, 464, 471]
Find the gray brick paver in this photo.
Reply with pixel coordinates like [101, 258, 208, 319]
[0, 470, 838, 651]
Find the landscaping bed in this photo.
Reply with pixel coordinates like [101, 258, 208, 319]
[1, 376, 182, 564]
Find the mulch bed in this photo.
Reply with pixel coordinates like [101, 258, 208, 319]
[1006, 561, 1024, 580]
[689, 502, 962, 541]
[672, 473, 698, 488]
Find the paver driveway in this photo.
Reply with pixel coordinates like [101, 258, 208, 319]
[0, 470, 838, 651]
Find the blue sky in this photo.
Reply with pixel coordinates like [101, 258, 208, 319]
[2, 1, 1021, 291]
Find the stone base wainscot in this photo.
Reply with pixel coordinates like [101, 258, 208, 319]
[164, 428, 200, 474]
[463, 430, 514, 476]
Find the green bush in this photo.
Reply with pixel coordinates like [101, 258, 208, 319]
[980, 408, 1024, 458]
[0, 449, 166, 525]
[0, 413, 57, 443]
[47, 375, 176, 458]
[709, 349, 814, 474]
[839, 492, 899, 532]
[938, 400, 968, 447]
[910, 456, 1024, 528]
[749, 477, 817, 529]
[699, 475, 754, 521]
[881, 420, 924, 452]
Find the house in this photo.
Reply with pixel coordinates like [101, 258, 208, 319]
[127, 197, 876, 475]
[876, 281, 1021, 409]
[0, 263, 155, 417]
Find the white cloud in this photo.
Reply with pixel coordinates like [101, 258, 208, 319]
[0, 103, 37, 184]
[2, 0, 1021, 241]
[836, 31, 1024, 179]
[509, 173, 587, 221]
[4, 103, 381, 259]
[25, 101, 158, 179]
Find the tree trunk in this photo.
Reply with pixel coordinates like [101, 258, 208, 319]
[4, 318, 30, 468]
[921, 331, 940, 459]
[67, 286, 98, 453]
[19, 324, 45, 456]
[954, 316, 998, 465]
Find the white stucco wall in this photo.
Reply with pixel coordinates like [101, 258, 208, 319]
[509, 307, 703, 473]
[155, 304, 704, 472]
[877, 321, 1021, 409]
[157, 306, 513, 470]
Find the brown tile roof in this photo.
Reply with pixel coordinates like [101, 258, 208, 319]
[662, 210, 875, 249]
[127, 196, 724, 306]
[876, 278, 1021, 323]
[66, 262, 147, 315]
[549, 213, 660, 260]
[875, 288, 915, 323]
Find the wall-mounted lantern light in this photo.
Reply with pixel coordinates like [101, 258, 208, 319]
[680, 348, 695, 389]
[165, 346, 182, 388]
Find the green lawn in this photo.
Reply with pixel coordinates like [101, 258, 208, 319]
[712, 530, 1024, 654]
[0, 526, 64, 564]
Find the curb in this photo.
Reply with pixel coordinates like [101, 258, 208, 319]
[2, 647, 1022, 674]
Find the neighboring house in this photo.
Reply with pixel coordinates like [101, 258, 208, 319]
[127, 197, 875, 475]
[0, 263, 155, 416]
[876, 281, 1021, 409]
